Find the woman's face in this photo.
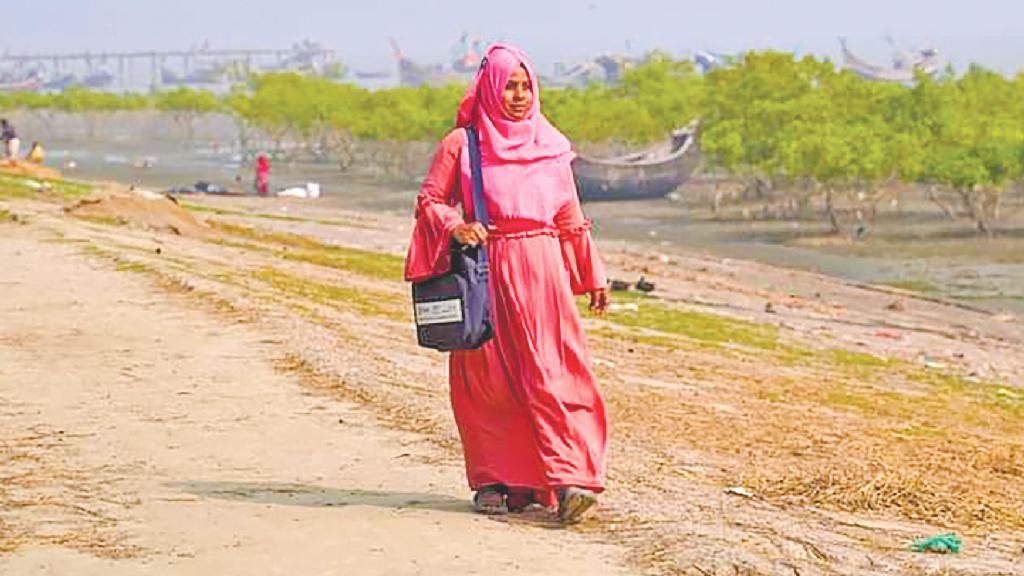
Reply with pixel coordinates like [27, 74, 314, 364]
[501, 66, 533, 121]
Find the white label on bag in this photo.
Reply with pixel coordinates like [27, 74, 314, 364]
[415, 299, 464, 325]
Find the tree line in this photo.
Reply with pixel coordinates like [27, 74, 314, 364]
[2, 51, 1022, 231]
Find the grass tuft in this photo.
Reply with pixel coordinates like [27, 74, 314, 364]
[250, 267, 406, 321]
[210, 220, 405, 281]
[883, 278, 939, 293]
[0, 174, 93, 202]
[279, 246, 404, 281]
[585, 291, 780, 351]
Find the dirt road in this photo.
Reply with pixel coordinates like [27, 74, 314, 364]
[0, 228, 628, 575]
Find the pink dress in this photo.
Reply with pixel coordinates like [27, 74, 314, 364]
[255, 156, 270, 196]
[405, 129, 608, 506]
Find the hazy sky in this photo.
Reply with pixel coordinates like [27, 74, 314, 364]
[6, 1, 1024, 74]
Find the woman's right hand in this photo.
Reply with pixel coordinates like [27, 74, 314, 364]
[452, 222, 489, 246]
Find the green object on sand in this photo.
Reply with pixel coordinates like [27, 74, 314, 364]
[910, 533, 962, 554]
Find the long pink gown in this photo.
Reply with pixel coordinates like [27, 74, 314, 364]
[405, 129, 608, 506]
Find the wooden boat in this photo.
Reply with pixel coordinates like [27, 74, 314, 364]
[573, 120, 699, 202]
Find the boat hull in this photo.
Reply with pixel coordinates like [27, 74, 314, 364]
[573, 157, 694, 201]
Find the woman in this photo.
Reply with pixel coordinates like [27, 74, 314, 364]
[404, 44, 609, 524]
[1, 119, 19, 162]
[254, 154, 271, 196]
[26, 141, 45, 164]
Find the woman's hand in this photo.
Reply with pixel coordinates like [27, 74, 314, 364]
[452, 222, 489, 246]
[588, 287, 609, 315]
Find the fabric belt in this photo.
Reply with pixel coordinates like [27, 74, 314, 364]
[488, 219, 557, 240]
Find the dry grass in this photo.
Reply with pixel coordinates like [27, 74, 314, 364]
[0, 427, 140, 558]
[594, 325, 1024, 531]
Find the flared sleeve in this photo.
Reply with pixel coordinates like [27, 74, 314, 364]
[554, 191, 607, 295]
[404, 130, 467, 282]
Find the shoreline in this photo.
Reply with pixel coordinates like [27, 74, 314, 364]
[1, 176, 1023, 574]
[28, 133, 1024, 316]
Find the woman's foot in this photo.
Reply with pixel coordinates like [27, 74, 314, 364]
[472, 484, 508, 515]
[505, 488, 536, 513]
[557, 487, 597, 524]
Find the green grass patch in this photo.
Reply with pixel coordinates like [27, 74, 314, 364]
[773, 339, 893, 371]
[182, 201, 372, 229]
[815, 362, 1022, 427]
[883, 278, 939, 293]
[895, 424, 948, 439]
[211, 237, 267, 252]
[114, 260, 152, 273]
[991, 387, 1024, 414]
[0, 174, 92, 202]
[586, 292, 780, 351]
[0, 176, 38, 199]
[210, 220, 325, 250]
[585, 323, 708, 353]
[910, 368, 1024, 418]
[909, 368, 972, 392]
[50, 179, 93, 200]
[74, 214, 128, 227]
[250, 267, 406, 321]
[280, 246, 404, 281]
[826, 349, 893, 369]
[819, 383, 901, 414]
[79, 243, 107, 257]
[178, 201, 232, 215]
[756, 389, 786, 403]
[210, 222, 404, 282]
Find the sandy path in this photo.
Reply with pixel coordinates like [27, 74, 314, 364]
[0, 229, 629, 575]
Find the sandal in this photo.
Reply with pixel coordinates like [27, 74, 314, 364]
[557, 487, 597, 524]
[506, 488, 536, 513]
[472, 484, 508, 515]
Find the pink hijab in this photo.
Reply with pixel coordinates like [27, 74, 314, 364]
[455, 44, 576, 224]
[456, 43, 572, 164]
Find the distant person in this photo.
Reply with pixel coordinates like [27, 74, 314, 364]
[1, 119, 19, 161]
[254, 154, 270, 196]
[26, 141, 44, 164]
[404, 44, 609, 524]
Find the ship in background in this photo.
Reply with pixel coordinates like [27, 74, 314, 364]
[2, 35, 948, 94]
[545, 54, 636, 88]
[390, 34, 484, 87]
[159, 40, 342, 87]
[840, 37, 941, 84]
[390, 34, 644, 89]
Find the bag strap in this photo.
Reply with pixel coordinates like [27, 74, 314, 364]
[463, 125, 489, 266]
[465, 125, 489, 227]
